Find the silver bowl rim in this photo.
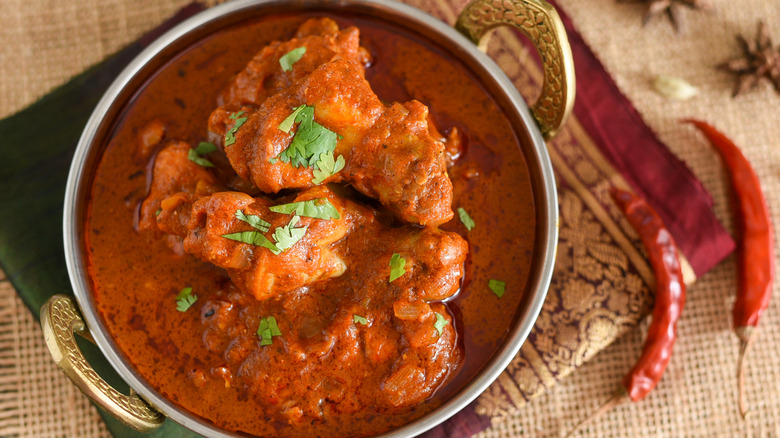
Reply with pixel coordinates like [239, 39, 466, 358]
[62, 0, 559, 436]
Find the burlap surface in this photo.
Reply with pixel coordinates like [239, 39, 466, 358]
[0, 0, 778, 437]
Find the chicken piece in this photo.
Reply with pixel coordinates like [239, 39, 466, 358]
[383, 226, 468, 301]
[294, 16, 340, 37]
[382, 302, 459, 408]
[348, 101, 453, 226]
[209, 59, 454, 226]
[138, 141, 219, 231]
[209, 59, 383, 193]
[157, 186, 366, 300]
[221, 18, 370, 107]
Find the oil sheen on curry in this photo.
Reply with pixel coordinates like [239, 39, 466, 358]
[86, 13, 536, 437]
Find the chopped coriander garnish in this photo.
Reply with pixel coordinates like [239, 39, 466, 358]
[279, 46, 306, 72]
[222, 230, 281, 254]
[353, 315, 368, 325]
[276, 105, 340, 172]
[311, 151, 345, 184]
[457, 207, 475, 231]
[488, 279, 506, 298]
[278, 105, 306, 133]
[433, 312, 448, 336]
[195, 141, 218, 155]
[257, 316, 282, 346]
[155, 209, 161, 216]
[222, 210, 307, 255]
[175, 287, 197, 312]
[270, 198, 340, 220]
[235, 209, 271, 232]
[187, 141, 218, 167]
[272, 215, 308, 252]
[389, 253, 406, 282]
[224, 111, 248, 146]
[187, 148, 213, 167]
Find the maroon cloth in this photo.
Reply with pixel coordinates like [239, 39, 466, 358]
[425, 1, 734, 436]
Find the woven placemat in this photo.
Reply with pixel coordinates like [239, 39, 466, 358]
[0, 0, 778, 437]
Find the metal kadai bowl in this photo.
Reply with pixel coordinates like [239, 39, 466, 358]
[42, 0, 574, 436]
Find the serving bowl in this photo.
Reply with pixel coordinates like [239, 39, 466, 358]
[41, 0, 574, 436]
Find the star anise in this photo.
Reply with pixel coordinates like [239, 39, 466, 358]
[719, 21, 780, 97]
[617, 0, 712, 32]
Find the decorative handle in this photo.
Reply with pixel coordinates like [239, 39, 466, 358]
[456, 0, 575, 139]
[40, 295, 164, 432]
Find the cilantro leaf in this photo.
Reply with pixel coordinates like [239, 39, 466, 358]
[224, 111, 248, 146]
[279, 46, 306, 72]
[389, 253, 406, 282]
[278, 105, 306, 133]
[272, 215, 308, 252]
[433, 312, 448, 336]
[457, 207, 475, 231]
[187, 141, 218, 168]
[188, 149, 214, 167]
[259, 329, 273, 346]
[488, 279, 506, 298]
[269, 198, 340, 220]
[222, 231, 281, 254]
[276, 105, 340, 169]
[235, 210, 270, 232]
[312, 151, 345, 184]
[257, 316, 283, 346]
[267, 316, 282, 336]
[194, 141, 218, 155]
[175, 287, 198, 312]
[353, 315, 368, 325]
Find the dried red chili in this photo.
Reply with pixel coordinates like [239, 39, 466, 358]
[566, 188, 686, 436]
[685, 119, 775, 418]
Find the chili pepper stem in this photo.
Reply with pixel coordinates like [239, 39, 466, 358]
[564, 388, 628, 438]
[736, 326, 756, 419]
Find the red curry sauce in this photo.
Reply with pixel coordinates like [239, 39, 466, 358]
[85, 13, 536, 437]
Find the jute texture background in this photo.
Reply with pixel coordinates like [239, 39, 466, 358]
[0, 0, 778, 436]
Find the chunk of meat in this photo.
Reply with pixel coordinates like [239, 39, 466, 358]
[221, 18, 370, 107]
[157, 186, 363, 300]
[382, 226, 468, 301]
[209, 59, 383, 193]
[348, 101, 453, 226]
[138, 141, 219, 231]
[382, 303, 458, 408]
[209, 59, 454, 226]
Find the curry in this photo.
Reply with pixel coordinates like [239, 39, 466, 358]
[85, 12, 536, 437]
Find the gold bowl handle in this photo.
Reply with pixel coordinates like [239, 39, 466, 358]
[40, 295, 164, 432]
[456, 0, 575, 139]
